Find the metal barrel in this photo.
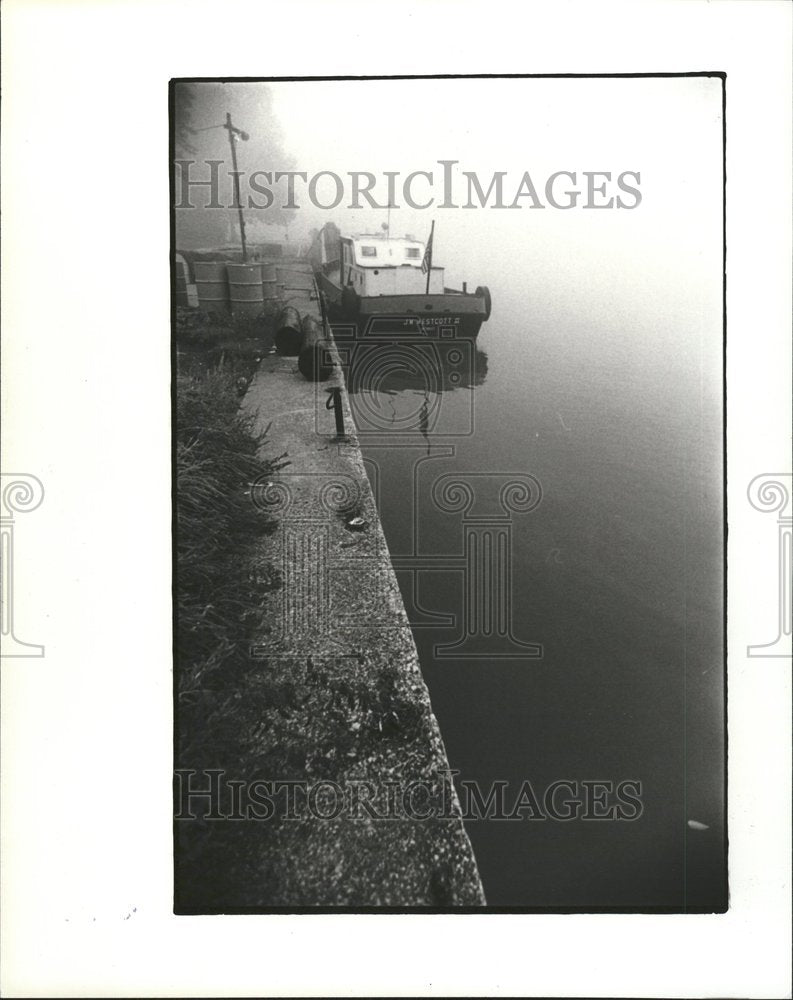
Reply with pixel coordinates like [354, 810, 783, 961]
[275, 265, 290, 298]
[194, 261, 229, 315]
[226, 262, 264, 318]
[173, 258, 189, 307]
[274, 306, 303, 356]
[261, 263, 278, 308]
[298, 315, 333, 382]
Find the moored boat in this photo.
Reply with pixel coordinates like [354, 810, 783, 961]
[313, 229, 491, 338]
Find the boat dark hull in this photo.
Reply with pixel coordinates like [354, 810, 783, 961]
[316, 271, 490, 339]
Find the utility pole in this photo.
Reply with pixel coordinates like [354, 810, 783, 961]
[224, 111, 248, 261]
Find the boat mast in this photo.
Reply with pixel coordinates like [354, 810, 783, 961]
[424, 220, 435, 294]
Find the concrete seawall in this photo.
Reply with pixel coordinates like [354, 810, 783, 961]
[238, 264, 485, 906]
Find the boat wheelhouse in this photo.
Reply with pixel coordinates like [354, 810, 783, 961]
[340, 235, 445, 296]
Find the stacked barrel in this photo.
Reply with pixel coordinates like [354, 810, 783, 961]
[173, 257, 189, 307]
[226, 263, 264, 317]
[261, 263, 278, 311]
[176, 252, 333, 382]
[184, 257, 314, 320]
[194, 261, 230, 314]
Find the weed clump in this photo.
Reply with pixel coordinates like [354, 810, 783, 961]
[175, 309, 287, 754]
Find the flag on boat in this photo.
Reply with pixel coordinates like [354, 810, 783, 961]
[421, 220, 434, 274]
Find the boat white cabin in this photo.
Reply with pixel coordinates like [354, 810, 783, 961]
[340, 234, 445, 296]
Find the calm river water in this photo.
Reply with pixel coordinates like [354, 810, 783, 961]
[344, 269, 725, 911]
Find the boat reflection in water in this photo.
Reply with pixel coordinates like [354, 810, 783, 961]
[331, 316, 489, 444]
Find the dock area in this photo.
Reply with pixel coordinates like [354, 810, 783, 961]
[216, 260, 486, 906]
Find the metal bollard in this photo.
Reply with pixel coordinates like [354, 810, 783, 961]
[325, 386, 346, 439]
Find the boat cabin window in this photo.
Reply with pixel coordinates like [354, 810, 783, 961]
[360, 245, 377, 257]
[405, 247, 420, 258]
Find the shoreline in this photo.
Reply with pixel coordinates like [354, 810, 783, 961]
[176, 261, 485, 908]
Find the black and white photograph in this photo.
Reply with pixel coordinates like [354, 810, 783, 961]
[172, 75, 726, 913]
[1, 1, 791, 997]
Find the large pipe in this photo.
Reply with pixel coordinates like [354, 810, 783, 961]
[298, 315, 333, 381]
[274, 306, 303, 355]
[297, 315, 332, 381]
